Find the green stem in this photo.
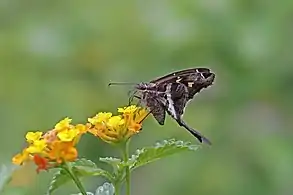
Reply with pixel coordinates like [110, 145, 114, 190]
[63, 162, 87, 195]
[122, 139, 131, 195]
[114, 183, 121, 195]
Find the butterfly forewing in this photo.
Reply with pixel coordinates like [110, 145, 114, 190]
[179, 70, 215, 100]
[150, 68, 215, 100]
[150, 68, 211, 84]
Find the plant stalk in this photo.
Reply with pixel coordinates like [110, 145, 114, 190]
[114, 183, 121, 195]
[63, 162, 87, 195]
[122, 139, 131, 195]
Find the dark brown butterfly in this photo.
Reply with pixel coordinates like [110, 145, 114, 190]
[110, 68, 215, 144]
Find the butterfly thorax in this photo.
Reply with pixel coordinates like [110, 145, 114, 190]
[135, 82, 166, 92]
[135, 82, 165, 102]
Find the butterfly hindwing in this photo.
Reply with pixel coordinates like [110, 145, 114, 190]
[151, 104, 166, 125]
[165, 82, 188, 120]
[144, 92, 166, 125]
[164, 82, 212, 145]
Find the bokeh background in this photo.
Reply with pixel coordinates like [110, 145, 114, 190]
[1, 0, 293, 195]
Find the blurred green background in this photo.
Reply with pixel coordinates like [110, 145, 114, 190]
[1, 0, 293, 195]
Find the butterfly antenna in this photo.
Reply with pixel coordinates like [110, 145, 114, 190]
[177, 119, 212, 145]
[108, 82, 137, 87]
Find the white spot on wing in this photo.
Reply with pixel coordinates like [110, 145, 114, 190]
[176, 77, 182, 83]
[188, 82, 194, 87]
[166, 84, 177, 119]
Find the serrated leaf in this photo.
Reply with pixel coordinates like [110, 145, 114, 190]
[99, 157, 121, 164]
[71, 192, 94, 195]
[72, 158, 97, 167]
[47, 169, 70, 195]
[71, 158, 97, 174]
[47, 159, 113, 194]
[72, 159, 113, 181]
[95, 182, 115, 195]
[131, 139, 199, 170]
[99, 157, 125, 182]
[72, 166, 111, 178]
[99, 157, 131, 171]
[99, 157, 121, 168]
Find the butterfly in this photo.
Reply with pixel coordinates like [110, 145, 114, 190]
[110, 68, 215, 144]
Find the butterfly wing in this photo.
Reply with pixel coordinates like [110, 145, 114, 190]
[165, 82, 188, 119]
[151, 68, 215, 100]
[182, 71, 215, 100]
[151, 104, 166, 125]
[135, 67, 215, 145]
[144, 93, 166, 125]
[165, 82, 212, 145]
[150, 68, 211, 83]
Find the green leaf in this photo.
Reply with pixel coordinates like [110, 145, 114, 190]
[71, 158, 98, 175]
[130, 139, 199, 170]
[71, 182, 115, 195]
[71, 192, 94, 195]
[72, 158, 98, 167]
[47, 159, 113, 194]
[72, 159, 114, 181]
[99, 157, 126, 183]
[99, 157, 132, 171]
[99, 156, 134, 171]
[95, 182, 115, 195]
[99, 157, 121, 167]
[47, 169, 70, 195]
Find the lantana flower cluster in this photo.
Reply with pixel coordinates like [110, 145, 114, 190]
[88, 105, 148, 144]
[12, 105, 148, 172]
[12, 118, 88, 172]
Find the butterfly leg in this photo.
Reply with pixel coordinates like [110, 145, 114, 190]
[128, 95, 134, 105]
[176, 119, 212, 145]
[138, 110, 152, 124]
[128, 90, 140, 105]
